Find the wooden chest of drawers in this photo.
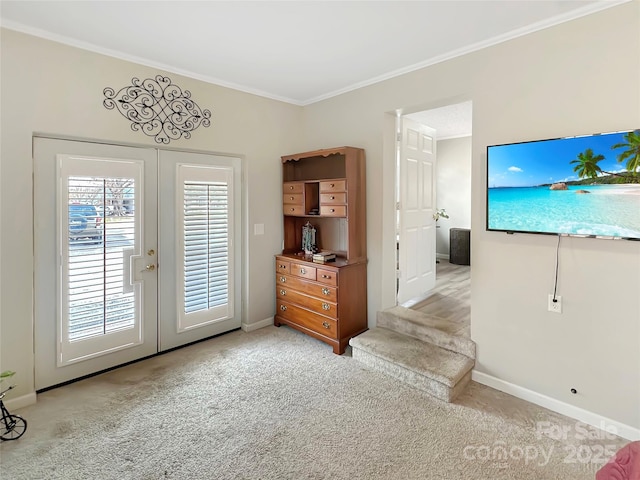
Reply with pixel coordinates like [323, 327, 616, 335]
[274, 255, 367, 354]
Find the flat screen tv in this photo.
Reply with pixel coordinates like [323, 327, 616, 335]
[486, 129, 640, 240]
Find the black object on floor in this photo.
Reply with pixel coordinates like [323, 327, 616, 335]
[450, 228, 471, 265]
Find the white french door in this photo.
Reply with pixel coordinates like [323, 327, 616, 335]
[158, 150, 241, 351]
[34, 138, 241, 390]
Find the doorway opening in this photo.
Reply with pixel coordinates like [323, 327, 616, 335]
[394, 101, 472, 337]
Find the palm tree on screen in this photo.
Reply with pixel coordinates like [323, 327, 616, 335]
[570, 148, 604, 179]
[611, 129, 640, 177]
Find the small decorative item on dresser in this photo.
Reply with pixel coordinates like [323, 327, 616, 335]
[312, 251, 336, 264]
[302, 221, 317, 254]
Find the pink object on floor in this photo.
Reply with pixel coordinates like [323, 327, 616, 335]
[596, 441, 640, 480]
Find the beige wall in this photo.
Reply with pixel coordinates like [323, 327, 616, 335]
[0, 29, 303, 396]
[1, 3, 639, 433]
[435, 136, 472, 257]
[302, 3, 640, 430]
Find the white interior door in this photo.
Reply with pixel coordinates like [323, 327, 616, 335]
[34, 138, 158, 389]
[397, 117, 437, 304]
[157, 150, 242, 351]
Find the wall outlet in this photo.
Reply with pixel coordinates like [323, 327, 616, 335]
[548, 294, 562, 314]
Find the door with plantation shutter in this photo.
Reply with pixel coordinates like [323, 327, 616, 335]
[34, 138, 241, 389]
[157, 150, 241, 351]
[34, 138, 158, 389]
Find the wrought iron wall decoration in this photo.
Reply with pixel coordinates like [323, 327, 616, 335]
[103, 75, 211, 144]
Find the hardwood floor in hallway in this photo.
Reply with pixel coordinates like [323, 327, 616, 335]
[403, 259, 471, 337]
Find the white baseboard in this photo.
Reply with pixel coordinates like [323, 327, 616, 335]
[472, 370, 640, 441]
[4, 392, 37, 412]
[436, 253, 450, 260]
[241, 316, 274, 332]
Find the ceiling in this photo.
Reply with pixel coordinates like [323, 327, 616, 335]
[406, 101, 473, 140]
[0, 1, 627, 139]
[0, 1, 627, 108]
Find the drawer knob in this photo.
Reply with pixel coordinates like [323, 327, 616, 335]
[289, 185, 294, 190]
[280, 305, 287, 311]
[290, 208, 295, 212]
[322, 274, 331, 279]
[322, 303, 330, 311]
[322, 321, 330, 329]
[321, 288, 330, 295]
[330, 183, 335, 187]
[280, 289, 286, 296]
[300, 268, 306, 274]
[279, 264, 286, 269]
[330, 208, 335, 213]
[290, 196, 294, 200]
[330, 196, 335, 200]
[279, 276, 286, 283]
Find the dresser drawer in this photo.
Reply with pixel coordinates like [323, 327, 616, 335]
[290, 262, 316, 281]
[316, 268, 338, 286]
[275, 274, 337, 302]
[284, 182, 304, 194]
[283, 193, 303, 205]
[277, 300, 337, 339]
[319, 180, 346, 193]
[320, 205, 346, 217]
[284, 205, 305, 216]
[276, 288, 338, 319]
[275, 259, 290, 274]
[320, 193, 346, 205]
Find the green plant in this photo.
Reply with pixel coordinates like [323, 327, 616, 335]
[433, 208, 449, 221]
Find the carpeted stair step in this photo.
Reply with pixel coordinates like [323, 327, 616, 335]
[377, 306, 475, 359]
[349, 327, 474, 402]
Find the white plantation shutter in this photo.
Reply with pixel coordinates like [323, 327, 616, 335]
[67, 176, 136, 340]
[177, 165, 234, 331]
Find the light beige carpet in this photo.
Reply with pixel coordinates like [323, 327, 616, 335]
[0, 326, 625, 479]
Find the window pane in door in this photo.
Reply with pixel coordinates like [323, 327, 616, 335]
[67, 177, 136, 340]
[183, 182, 229, 313]
[58, 155, 143, 365]
[177, 165, 233, 331]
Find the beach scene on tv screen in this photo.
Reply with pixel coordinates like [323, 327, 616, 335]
[487, 129, 640, 239]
